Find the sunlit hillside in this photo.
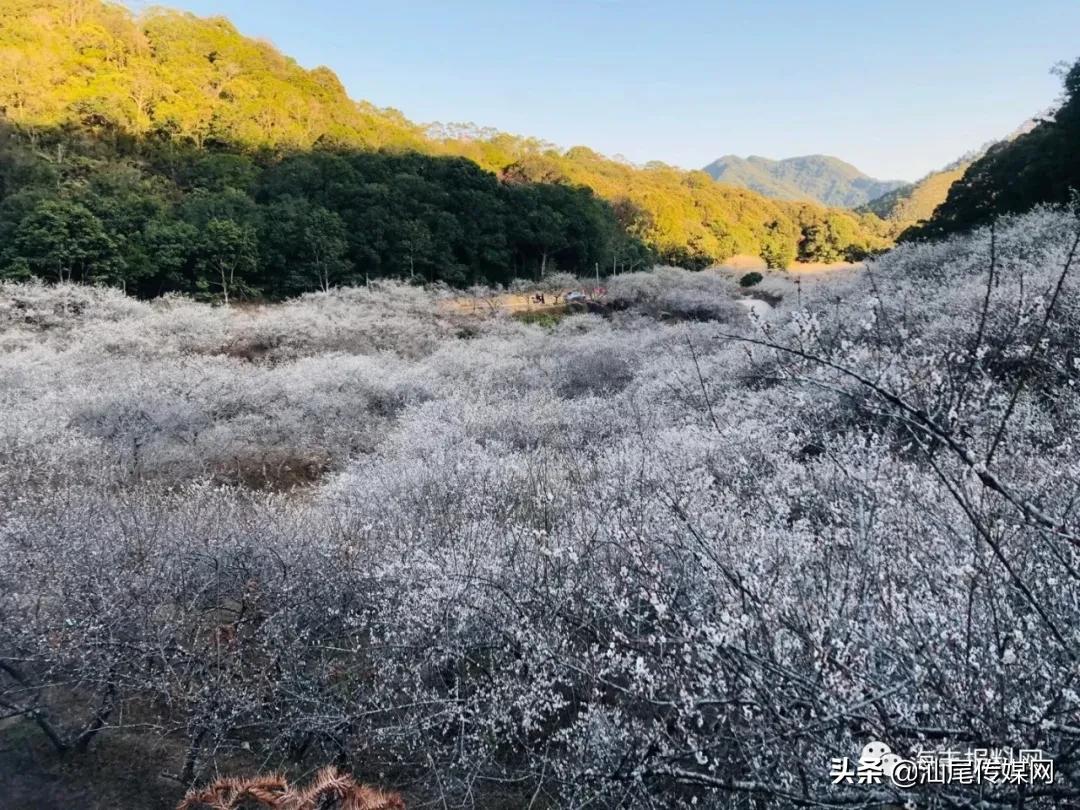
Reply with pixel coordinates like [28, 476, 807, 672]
[0, 0, 891, 278]
[860, 164, 970, 232]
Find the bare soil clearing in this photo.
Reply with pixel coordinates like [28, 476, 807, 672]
[438, 292, 579, 316]
[717, 254, 865, 275]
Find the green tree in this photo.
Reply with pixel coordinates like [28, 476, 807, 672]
[760, 223, 797, 269]
[260, 197, 351, 292]
[398, 219, 434, 282]
[197, 218, 258, 304]
[909, 57, 1080, 240]
[302, 207, 350, 292]
[144, 219, 200, 293]
[5, 199, 119, 282]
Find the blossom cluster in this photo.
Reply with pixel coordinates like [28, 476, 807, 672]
[2, 209, 1079, 807]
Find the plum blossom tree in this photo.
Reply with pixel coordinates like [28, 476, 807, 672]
[1, 207, 1079, 807]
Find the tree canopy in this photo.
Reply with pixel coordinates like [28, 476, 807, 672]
[904, 58, 1080, 241]
[0, 0, 892, 296]
[0, 124, 638, 296]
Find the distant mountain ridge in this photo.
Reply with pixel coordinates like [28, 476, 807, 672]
[702, 154, 908, 208]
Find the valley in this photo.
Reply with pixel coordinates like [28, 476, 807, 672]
[0, 2, 1078, 808]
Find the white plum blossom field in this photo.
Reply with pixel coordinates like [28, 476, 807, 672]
[2, 207, 1079, 808]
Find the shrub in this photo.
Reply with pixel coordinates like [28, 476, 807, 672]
[513, 310, 563, 328]
[553, 338, 636, 397]
[605, 267, 746, 322]
[4, 210, 1080, 808]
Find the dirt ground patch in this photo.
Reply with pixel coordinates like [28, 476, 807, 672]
[784, 259, 865, 275]
[439, 292, 572, 316]
[716, 255, 864, 275]
[0, 720, 182, 809]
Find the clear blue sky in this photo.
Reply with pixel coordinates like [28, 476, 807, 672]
[131, 0, 1079, 181]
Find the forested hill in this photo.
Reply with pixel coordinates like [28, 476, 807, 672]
[859, 164, 970, 235]
[904, 71, 1079, 241]
[0, 0, 427, 149]
[0, 0, 891, 298]
[863, 119, 1045, 237]
[702, 154, 907, 208]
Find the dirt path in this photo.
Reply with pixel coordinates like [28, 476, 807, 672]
[0, 720, 182, 809]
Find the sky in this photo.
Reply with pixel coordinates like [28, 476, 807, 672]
[131, 0, 1080, 181]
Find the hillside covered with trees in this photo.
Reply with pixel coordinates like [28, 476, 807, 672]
[859, 163, 970, 235]
[905, 61, 1080, 240]
[702, 153, 906, 208]
[0, 0, 891, 297]
[0, 122, 641, 296]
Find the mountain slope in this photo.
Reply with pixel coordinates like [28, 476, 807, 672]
[862, 117, 1047, 237]
[860, 165, 970, 234]
[0, 1, 426, 150]
[702, 154, 907, 208]
[904, 78, 1078, 240]
[0, 0, 891, 285]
